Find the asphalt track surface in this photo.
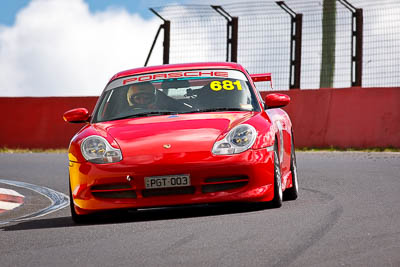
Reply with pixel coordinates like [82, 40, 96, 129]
[0, 152, 399, 267]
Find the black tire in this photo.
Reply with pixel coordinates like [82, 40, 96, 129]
[69, 181, 92, 224]
[271, 140, 283, 208]
[283, 135, 299, 201]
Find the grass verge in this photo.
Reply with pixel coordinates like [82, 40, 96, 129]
[0, 147, 68, 153]
[296, 147, 400, 152]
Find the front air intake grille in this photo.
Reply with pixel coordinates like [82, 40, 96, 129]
[202, 181, 248, 193]
[91, 190, 137, 199]
[91, 183, 136, 199]
[204, 175, 248, 183]
[142, 186, 195, 198]
[91, 184, 131, 191]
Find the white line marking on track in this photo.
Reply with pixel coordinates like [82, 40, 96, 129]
[0, 188, 24, 197]
[0, 188, 25, 213]
[0, 200, 23, 210]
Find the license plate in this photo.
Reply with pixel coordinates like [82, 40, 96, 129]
[145, 174, 191, 189]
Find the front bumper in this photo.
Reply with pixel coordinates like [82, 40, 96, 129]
[69, 148, 274, 215]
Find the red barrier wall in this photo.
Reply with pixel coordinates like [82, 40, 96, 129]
[0, 97, 97, 149]
[1, 87, 399, 149]
[260, 87, 400, 148]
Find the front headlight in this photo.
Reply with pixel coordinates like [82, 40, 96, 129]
[81, 136, 122, 164]
[212, 124, 257, 155]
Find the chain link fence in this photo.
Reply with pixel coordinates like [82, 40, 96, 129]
[148, 0, 400, 90]
[153, 5, 226, 63]
[222, 2, 292, 91]
[360, 0, 400, 87]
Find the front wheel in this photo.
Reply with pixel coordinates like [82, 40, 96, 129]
[270, 140, 283, 208]
[283, 135, 299, 201]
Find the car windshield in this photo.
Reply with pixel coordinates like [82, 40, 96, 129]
[93, 69, 261, 123]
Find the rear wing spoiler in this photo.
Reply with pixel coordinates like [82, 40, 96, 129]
[250, 73, 273, 89]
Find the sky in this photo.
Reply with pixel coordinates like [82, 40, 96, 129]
[0, 0, 398, 96]
[0, 0, 195, 26]
[0, 0, 197, 96]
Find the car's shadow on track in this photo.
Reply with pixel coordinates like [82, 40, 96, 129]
[1, 202, 279, 231]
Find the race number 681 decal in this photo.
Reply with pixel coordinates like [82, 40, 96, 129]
[210, 80, 242, 91]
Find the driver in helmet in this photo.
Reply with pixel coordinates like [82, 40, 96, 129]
[126, 82, 157, 109]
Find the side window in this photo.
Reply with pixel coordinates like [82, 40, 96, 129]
[255, 86, 264, 104]
[244, 69, 264, 105]
[96, 90, 113, 121]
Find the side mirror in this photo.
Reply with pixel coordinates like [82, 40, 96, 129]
[265, 93, 290, 109]
[63, 108, 90, 123]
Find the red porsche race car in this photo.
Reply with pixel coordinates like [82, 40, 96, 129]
[63, 62, 298, 223]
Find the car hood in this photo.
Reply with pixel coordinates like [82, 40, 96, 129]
[94, 112, 255, 158]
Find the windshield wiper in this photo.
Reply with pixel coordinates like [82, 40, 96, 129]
[109, 111, 177, 121]
[133, 111, 178, 117]
[182, 107, 253, 114]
